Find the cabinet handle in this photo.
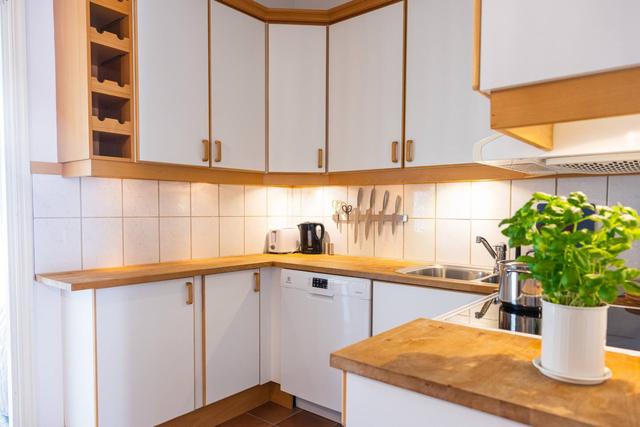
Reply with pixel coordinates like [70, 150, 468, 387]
[406, 139, 414, 163]
[391, 141, 399, 163]
[186, 281, 193, 305]
[317, 148, 324, 169]
[253, 272, 260, 293]
[214, 140, 222, 163]
[202, 139, 211, 162]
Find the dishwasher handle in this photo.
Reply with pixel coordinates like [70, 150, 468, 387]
[308, 288, 335, 298]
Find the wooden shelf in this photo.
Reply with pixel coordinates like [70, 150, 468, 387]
[89, 26, 130, 52]
[90, 0, 130, 15]
[91, 116, 132, 135]
[91, 76, 131, 98]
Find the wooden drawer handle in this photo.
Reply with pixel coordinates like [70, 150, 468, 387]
[254, 272, 260, 293]
[406, 139, 414, 163]
[186, 281, 193, 305]
[214, 140, 222, 163]
[317, 148, 324, 169]
[391, 141, 399, 163]
[202, 139, 210, 162]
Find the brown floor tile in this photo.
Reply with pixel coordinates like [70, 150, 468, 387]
[249, 402, 300, 424]
[217, 413, 272, 427]
[276, 410, 337, 427]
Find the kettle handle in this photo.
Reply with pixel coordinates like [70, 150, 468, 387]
[316, 224, 325, 241]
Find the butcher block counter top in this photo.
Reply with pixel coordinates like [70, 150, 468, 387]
[35, 254, 499, 293]
[331, 319, 640, 427]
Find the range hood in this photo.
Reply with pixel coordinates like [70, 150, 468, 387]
[474, 114, 640, 175]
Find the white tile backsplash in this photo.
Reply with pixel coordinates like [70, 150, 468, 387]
[32, 175, 80, 218]
[123, 179, 158, 217]
[123, 217, 159, 265]
[32, 175, 640, 273]
[191, 183, 219, 217]
[436, 182, 471, 219]
[471, 181, 510, 220]
[82, 218, 123, 269]
[159, 181, 191, 217]
[159, 217, 191, 262]
[81, 177, 122, 217]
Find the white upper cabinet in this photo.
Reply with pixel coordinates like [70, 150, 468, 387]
[205, 270, 260, 404]
[328, 3, 404, 172]
[480, 0, 640, 92]
[405, 0, 491, 166]
[96, 279, 196, 427]
[211, 2, 266, 172]
[268, 24, 326, 173]
[137, 0, 209, 167]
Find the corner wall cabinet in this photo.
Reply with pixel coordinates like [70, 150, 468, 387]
[328, 2, 404, 172]
[477, 0, 640, 150]
[268, 24, 327, 173]
[136, 0, 209, 166]
[54, 0, 135, 162]
[210, 1, 266, 172]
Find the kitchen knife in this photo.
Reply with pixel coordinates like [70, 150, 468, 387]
[365, 189, 376, 239]
[354, 188, 363, 243]
[392, 195, 401, 235]
[378, 190, 389, 235]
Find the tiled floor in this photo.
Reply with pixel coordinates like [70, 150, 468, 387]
[217, 402, 340, 427]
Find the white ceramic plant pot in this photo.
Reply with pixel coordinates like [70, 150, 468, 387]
[541, 299, 608, 379]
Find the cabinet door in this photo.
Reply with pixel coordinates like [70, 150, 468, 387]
[328, 3, 404, 172]
[480, 0, 640, 92]
[96, 279, 196, 427]
[405, 0, 490, 166]
[137, 0, 209, 166]
[211, 2, 266, 172]
[268, 24, 326, 173]
[372, 281, 483, 335]
[205, 270, 260, 404]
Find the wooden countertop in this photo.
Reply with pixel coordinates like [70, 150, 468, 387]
[331, 319, 640, 427]
[35, 254, 499, 293]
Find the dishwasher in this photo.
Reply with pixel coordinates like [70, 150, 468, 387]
[280, 269, 371, 414]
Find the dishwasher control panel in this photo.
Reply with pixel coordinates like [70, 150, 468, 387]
[312, 278, 328, 289]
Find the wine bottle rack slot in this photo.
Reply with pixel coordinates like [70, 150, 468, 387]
[90, 0, 130, 15]
[92, 131, 131, 158]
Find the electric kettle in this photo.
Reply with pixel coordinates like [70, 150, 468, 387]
[298, 222, 325, 254]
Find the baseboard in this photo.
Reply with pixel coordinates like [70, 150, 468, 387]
[160, 382, 293, 426]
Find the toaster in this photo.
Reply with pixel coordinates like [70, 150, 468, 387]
[268, 228, 299, 254]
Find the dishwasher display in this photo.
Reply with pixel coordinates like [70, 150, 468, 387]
[280, 269, 371, 413]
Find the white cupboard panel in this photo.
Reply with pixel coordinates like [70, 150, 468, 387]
[405, 0, 490, 166]
[137, 0, 209, 166]
[372, 281, 483, 335]
[96, 279, 195, 427]
[480, 0, 640, 91]
[328, 3, 404, 172]
[205, 270, 260, 403]
[268, 24, 326, 173]
[211, 2, 266, 171]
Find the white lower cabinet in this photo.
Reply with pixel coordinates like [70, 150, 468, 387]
[95, 278, 198, 427]
[372, 281, 484, 335]
[204, 270, 261, 404]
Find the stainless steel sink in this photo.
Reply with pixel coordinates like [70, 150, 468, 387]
[397, 265, 493, 281]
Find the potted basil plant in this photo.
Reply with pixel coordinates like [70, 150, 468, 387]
[500, 191, 640, 383]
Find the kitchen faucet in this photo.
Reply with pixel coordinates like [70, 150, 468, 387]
[475, 236, 507, 274]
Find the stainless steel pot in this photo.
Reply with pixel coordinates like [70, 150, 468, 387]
[497, 260, 542, 308]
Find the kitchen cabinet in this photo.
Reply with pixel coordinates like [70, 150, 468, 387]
[137, 0, 209, 166]
[372, 281, 483, 335]
[480, 0, 640, 92]
[404, 0, 490, 166]
[210, 1, 266, 172]
[204, 270, 260, 404]
[268, 24, 326, 173]
[96, 278, 198, 427]
[328, 3, 404, 172]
